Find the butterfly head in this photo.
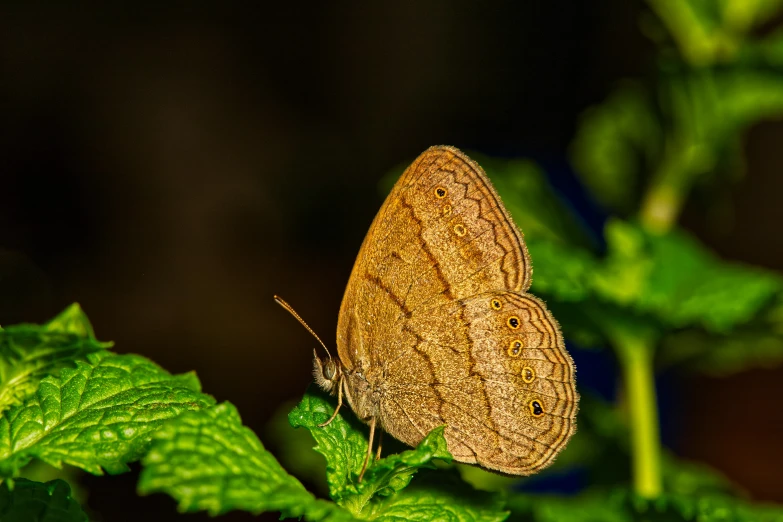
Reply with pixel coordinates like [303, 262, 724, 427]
[313, 350, 341, 393]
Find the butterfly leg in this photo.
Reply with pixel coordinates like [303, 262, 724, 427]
[318, 375, 344, 428]
[358, 416, 376, 482]
[375, 430, 383, 461]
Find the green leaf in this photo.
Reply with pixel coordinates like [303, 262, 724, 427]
[646, 0, 783, 65]
[339, 427, 452, 516]
[265, 399, 330, 494]
[595, 219, 782, 333]
[0, 304, 111, 415]
[288, 387, 369, 502]
[288, 388, 455, 515]
[662, 455, 737, 497]
[570, 82, 660, 214]
[660, 296, 783, 374]
[0, 351, 214, 477]
[368, 470, 508, 522]
[508, 488, 783, 522]
[139, 402, 355, 521]
[527, 239, 596, 303]
[507, 490, 629, 522]
[623, 490, 783, 522]
[39, 304, 96, 339]
[0, 478, 87, 522]
[515, 218, 783, 372]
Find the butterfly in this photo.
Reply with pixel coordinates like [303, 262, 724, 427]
[277, 145, 578, 480]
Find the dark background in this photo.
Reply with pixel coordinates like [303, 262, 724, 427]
[2, 2, 783, 521]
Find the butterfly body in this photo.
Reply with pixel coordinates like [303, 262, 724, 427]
[313, 145, 578, 476]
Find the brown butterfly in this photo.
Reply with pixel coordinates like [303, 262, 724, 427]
[277, 145, 578, 480]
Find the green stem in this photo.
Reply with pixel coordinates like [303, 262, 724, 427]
[638, 181, 683, 234]
[639, 136, 707, 234]
[615, 334, 662, 498]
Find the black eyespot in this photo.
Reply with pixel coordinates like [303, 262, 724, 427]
[490, 299, 502, 310]
[530, 400, 544, 416]
[507, 316, 520, 329]
[435, 187, 447, 198]
[507, 340, 523, 357]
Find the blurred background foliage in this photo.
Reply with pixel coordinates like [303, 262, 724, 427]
[3, 1, 783, 521]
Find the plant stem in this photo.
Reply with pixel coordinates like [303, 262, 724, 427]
[639, 181, 683, 234]
[615, 334, 662, 498]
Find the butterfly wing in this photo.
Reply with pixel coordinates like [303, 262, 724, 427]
[336, 146, 531, 371]
[382, 291, 577, 475]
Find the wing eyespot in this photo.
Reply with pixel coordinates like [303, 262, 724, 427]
[522, 366, 536, 383]
[507, 316, 520, 329]
[529, 399, 545, 417]
[435, 187, 447, 198]
[490, 298, 502, 310]
[507, 339, 523, 357]
[442, 204, 452, 217]
[454, 224, 466, 237]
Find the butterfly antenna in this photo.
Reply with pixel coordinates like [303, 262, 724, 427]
[273, 295, 333, 359]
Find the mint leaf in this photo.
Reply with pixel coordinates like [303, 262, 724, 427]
[139, 402, 354, 521]
[0, 304, 111, 415]
[289, 387, 368, 500]
[369, 470, 508, 522]
[623, 490, 783, 522]
[0, 478, 87, 522]
[662, 456, 736, 498]
[509, 488, 783, 522]
[527, 239, 596, 303]
[0, 351, 214, 477]
[570, 82, 658, 214]
[266, 399, 330, 492]
[39, 304, 97, 339]
[339, 427, 452, 515]
[508, 490, 629, 522]
[595, 220, 782, 333]
[288, 388, 497, 521]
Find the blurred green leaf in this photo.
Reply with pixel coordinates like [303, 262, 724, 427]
[570, 83, 660, 214]
[0, 479, 87, 522]
[646, 0, 783, 65]
[596, 219, 781, 333]
[662, 455, 737, 498]
[522, 216, 783, 373]
[660, 292, 783, 373]
[527, 239, 596, 303]
[18, 461, 88, 512]
[0, 304, 111, 415]
[139, 402, 354, 520]
[508, 490, 629, 522]
[624, 489, 783, 522]
[508, 488, 783, 522]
